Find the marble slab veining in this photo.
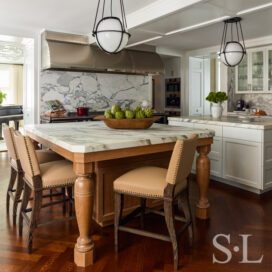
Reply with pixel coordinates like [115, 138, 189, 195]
[40, 71, 152, 114]
[25, 122, 214, 153]
[168, 116, 272, 130]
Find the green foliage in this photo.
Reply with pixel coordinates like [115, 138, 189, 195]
[0, 90, 7, 104]
[206, 91, 228, 103]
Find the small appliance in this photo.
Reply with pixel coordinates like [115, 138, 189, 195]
[235, 99, 245, 111]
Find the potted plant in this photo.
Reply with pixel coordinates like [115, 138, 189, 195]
[206, 91, 228, 118]
[0, 90, 7, 105]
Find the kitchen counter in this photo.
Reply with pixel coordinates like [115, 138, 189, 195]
[25, 121, 214, 153]
[168, 115, 272, 130]
[168, 115, 272, 194]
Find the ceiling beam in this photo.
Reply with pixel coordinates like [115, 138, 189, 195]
[126, 0, 205, 29]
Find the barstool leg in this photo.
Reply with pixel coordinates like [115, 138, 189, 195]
[6, 167, 17, 213]
[62, 188, 66, 214]
[114, 192, 123, 253]
[19, 183, 31, 236]
[140, 198, 146, 229]
[67, 186, 73, 216]
[13, 172, 24, 224]
[27, 190, 42, 253]
[164, 199, 179, 270]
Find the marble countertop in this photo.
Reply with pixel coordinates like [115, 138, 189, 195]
[25, 121, 214, 153]
[168, 116, 272, 130]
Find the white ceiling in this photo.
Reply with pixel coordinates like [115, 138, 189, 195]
[0, 0, 157, 35]
[0, 0, 271, 53]
[128, 0, 272, 51]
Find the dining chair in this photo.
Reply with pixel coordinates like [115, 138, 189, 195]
[13, 131, 76, 253]
[2, 124, 64, 224]
[114, 134, 198, 270]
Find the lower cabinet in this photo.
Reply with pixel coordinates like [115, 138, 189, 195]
[223, 138, 262, 189]
[169, 120, 272, 192]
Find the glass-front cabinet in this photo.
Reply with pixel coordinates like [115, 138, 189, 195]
[251, 51, 264, 91]
[268, 49, 272, 91]
[236, 47, 271, 93]
[237, 55, 248, 92]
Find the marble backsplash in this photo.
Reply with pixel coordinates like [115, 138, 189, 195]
[227, 67, 272, 115]
[40, 71, 152, 114]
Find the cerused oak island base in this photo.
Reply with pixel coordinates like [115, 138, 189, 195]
[26, 129, 212, 268]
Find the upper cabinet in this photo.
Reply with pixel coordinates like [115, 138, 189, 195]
[268, 49, 272, 91]
[236, 47, 271, 93]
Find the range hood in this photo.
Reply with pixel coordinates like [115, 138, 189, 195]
[41, 31, 164, 75]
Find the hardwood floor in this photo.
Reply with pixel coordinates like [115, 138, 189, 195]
[0, 152, 272, 271]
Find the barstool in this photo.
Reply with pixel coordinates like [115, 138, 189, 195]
[114, 134, 198, 270]
[14, 132, 76, 253]
[2, 124, 63, 223]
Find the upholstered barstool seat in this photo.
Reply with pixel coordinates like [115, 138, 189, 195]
[114, 166, 187, 198]
[39, 160, 76, 188]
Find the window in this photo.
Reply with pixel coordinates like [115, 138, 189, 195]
[0, 65, 11, 104]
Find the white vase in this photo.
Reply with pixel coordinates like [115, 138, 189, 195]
[211, 102, 223, 119]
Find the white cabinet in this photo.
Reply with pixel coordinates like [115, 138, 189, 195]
[168, 119, 272, 193]
[236, 46, 271, 93]
[223, 138, 262, 189]
[169, 121, 223, 178]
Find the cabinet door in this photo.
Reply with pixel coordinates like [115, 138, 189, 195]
[189, 57, 204, 115]
[251, 51, 264, 92]
[268, 49, 272, 91]
[223, 138, 262, 189]
[237, 55, 248, 92]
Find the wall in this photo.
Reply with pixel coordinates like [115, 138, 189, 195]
[228, 67, 272, 114]
[40, 71, 152, 114]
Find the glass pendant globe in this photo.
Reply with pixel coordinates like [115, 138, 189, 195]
[221, 42, 244, 67]
[95, 17, 129, 53]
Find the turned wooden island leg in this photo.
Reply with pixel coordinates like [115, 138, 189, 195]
[196, 144, 211, 220]
[74, 163, 95, 267]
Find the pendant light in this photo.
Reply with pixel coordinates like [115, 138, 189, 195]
[92, 0, 131, 54]
[219, 17, 246, 67]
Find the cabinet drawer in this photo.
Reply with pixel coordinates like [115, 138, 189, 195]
[223, 126, 263, 142]
[194, 123, 222, 137]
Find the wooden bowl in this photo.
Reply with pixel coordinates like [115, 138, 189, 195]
[94, 116, 161, 129]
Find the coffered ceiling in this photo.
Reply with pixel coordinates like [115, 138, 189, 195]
[127, 0, 272, 52]
[0, 0, 271, 53]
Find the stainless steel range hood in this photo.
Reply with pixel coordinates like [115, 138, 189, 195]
[41, 31, 164, 75]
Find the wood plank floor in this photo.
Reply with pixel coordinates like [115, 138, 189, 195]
[0, 152, 272, 272]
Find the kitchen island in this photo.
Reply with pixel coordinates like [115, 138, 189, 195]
[25, 121, 214, 267]
[169, 116, 272, 194]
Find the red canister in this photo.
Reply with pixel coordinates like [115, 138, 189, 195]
[77, 107, 89, 116]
